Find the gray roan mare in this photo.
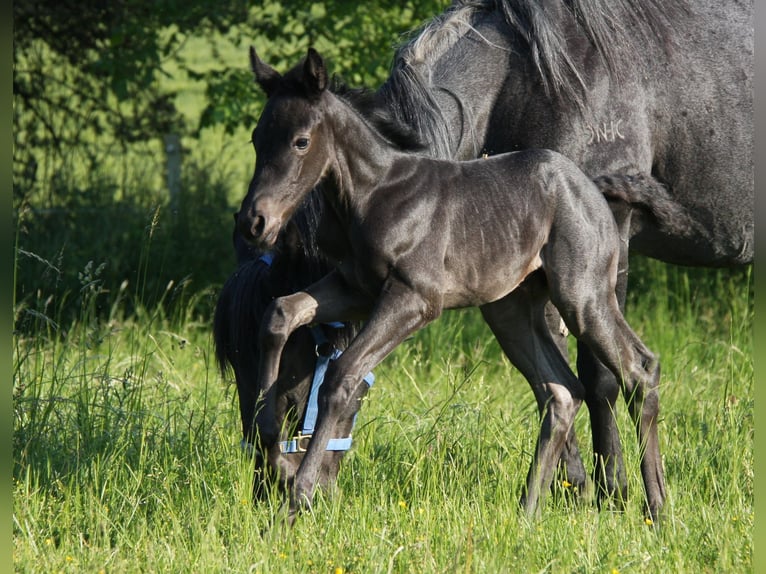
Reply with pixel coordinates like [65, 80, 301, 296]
[233, 0, 752, 517]
[237, 47, 694, 523]
[369, 0, 752, 508]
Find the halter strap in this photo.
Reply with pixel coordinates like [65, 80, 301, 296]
[278, 325, 374, 454]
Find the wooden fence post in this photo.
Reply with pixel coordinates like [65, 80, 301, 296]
[163, 133, 182, 213]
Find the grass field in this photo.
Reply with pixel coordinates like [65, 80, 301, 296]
[13, 256, 753, 573]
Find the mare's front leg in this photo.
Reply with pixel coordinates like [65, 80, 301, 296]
[480, 272, 585, 517]
[291, 277, 437, 519]
[255, 270, 371, 445]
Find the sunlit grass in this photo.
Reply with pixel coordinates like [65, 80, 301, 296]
[13, 253, 752, 572]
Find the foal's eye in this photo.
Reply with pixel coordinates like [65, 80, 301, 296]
[293, 137, 310, 151]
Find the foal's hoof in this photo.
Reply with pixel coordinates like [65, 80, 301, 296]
[518, 494, 543, 522]
[282, 501, 299, 528]
[288, 487, 314, 520]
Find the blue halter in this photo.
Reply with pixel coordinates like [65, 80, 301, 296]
[245, 252, 374, 455]
[277, 325, 374, 454]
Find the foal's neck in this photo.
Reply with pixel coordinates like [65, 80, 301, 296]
[326, 95, 405, 203]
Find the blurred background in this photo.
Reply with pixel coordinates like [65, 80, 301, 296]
[13, 1, 447, 327]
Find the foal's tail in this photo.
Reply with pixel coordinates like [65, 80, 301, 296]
[593, 172, 695, 236]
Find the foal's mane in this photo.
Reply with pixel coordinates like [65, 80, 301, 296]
[379, 0, 687, 156]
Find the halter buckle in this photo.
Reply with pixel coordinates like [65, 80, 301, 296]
[294, 431, 312, 453]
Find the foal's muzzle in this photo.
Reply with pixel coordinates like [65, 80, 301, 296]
[238, 209, 279, 248]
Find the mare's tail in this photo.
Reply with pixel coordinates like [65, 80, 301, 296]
[593, 173, 695, 236]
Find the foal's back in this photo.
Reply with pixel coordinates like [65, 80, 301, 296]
[360, 148, 619, 308]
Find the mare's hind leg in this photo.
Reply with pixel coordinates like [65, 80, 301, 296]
[575, 200, 633, 509]
[577, 346, 627, 507]
[480, 272, 585, 517]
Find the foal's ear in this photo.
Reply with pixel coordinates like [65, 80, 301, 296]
[303, 48, 328, 96]
[250, 46, 281, 97]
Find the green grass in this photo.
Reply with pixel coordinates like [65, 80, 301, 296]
[13, 261, 752, 573]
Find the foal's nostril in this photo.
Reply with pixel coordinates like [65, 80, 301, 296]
[252, 214, 266, 239]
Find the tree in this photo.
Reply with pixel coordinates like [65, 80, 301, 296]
[13, 1, 444, 206]
[12, 1, 445, 318]
[198, 1, 445, 135]
[13, 0, 250, 205]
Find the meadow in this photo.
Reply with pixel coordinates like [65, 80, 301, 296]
[13, 248, 753, 572]
[13, 11, 753, 573]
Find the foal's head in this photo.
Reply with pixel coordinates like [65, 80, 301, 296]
[238, 47, 334, 249]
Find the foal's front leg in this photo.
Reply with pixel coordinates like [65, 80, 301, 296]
[255, 270, 371, 444]
[290, 278, 437, 519]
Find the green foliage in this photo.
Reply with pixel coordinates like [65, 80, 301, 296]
[13, 1, 249, 203]
[13, 0, 445, 204]
[13, 0, 446, 324]
[14, 161, 234, 332]
[198, 1, 445, 134]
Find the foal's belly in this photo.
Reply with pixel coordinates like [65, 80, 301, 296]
[440, 251, 544, 309]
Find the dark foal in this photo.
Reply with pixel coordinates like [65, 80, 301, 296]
[237, 48, 672, 522]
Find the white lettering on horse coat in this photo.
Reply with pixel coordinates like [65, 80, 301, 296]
[586, 120, 625, 145]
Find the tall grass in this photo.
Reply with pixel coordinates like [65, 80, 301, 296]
[13, 224, 753, 572]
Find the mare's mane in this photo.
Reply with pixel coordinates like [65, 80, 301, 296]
[332, 81, 426, 153]
[400, 0, 683, 100]
[379, 0, 686, 157]
[493, 0, 684, 99]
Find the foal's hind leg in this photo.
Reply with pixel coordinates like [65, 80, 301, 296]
[549, 257, 665, 521]
[480, 272, 585, 517]
[576, 201, 633, 509]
